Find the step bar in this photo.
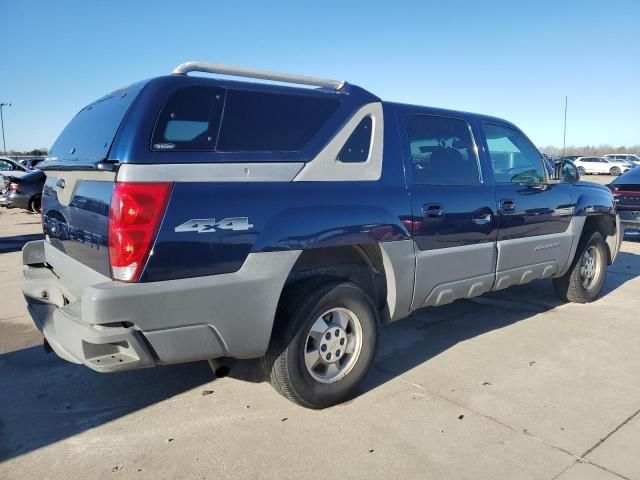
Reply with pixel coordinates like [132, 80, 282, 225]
[171, 61, 345, 91]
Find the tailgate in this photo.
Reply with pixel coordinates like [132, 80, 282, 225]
[42, 171, 115, 277]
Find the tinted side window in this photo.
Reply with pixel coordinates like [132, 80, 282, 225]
[483, 123, 545, 184]
[407, 115, 480, 185]
[152, 86, 225, 151]
[0, 161, 11, 171]
[338, 116, 372, 163]
[217, 90, 340, 152]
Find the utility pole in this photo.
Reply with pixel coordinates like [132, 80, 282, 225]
[0, 102, 11, 155]
[562, 96, 568, 158]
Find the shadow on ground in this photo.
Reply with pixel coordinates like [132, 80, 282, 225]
[0, 351, 213, 461]
[1, 248, 638, 463]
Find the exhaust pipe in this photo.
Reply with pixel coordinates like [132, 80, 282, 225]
[207, 358, 230, 378]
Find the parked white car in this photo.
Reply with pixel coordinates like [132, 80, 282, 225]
[573, 156, 632, 176]
[604, 154, 640, 167]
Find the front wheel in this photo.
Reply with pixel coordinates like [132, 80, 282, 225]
[553, 231, 608, 303]
[263, 278, 379, 408]
[577, 166, 586, 175]
[610, 167, 621, 176]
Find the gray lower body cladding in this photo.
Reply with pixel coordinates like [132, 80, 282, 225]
[22, 240, 300, 372]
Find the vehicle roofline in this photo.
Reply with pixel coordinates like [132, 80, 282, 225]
[381, 101, 519, 127]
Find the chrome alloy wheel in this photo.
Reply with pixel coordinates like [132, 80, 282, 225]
[580, 245, 602, 290]
[304, 307, 363, 384]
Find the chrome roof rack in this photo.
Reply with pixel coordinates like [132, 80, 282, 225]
[171, 61, 345, 91]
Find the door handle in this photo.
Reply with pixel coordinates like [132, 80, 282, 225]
[499, 199, 516, 213]
[473, 213, 492, 225]
[423, 203, 444, 218]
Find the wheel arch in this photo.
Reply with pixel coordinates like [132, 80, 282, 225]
[282, 244, 388, 312]
[274, 240, 415, 332]
[568, 214, 618, 269]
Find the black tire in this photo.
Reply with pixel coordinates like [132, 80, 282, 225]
[29, 195, 41, 213]
[263, 278, 379, 408]
[553, 231, 608, 303]
[610, 167, 621, 176]
[577, 166, 586, 175]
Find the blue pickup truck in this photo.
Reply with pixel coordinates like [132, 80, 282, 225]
[22, 62, 621, 408]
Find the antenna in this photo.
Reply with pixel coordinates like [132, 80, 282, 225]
[562, 96, 568, 158]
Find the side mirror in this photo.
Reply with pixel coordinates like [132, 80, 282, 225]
[553, 160, 580, 183]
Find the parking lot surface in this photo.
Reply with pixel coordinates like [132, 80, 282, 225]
[1, 176, 639, 480]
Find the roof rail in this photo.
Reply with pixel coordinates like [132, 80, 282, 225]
[171, 61, 346, 91]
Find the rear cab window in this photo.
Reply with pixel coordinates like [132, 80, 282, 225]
[151, 86, 341, 153]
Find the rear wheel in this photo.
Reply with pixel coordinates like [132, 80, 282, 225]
[29, 195, 41, 213]
[263, 278, 379, 408]
[553, 231, 608, 303]
[610, 167, 621, 176]
[577, 166, 586, 175]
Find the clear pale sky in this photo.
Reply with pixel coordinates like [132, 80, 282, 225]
[1, 0, 639, 152]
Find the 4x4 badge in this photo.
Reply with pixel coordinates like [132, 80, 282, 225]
[174, 217, 253, 234]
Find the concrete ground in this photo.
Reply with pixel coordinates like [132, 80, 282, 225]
[1, 175, 639, 480]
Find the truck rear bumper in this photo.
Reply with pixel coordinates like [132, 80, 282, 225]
[22, 240, 300, 372]
[619, 210, 640, 229]
[26, 294, 155, 372]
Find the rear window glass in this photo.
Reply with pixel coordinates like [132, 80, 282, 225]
[152, 87, 340, 153]
[49, 83, 144, 162]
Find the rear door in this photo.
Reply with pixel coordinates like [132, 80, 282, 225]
[481, 122, 575, 290]
[402, 113, 497, 309]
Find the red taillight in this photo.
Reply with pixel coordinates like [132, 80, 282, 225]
[108, 182, 172, 282]
[9, 183, 19, 192]
[611, 186, 640, 198]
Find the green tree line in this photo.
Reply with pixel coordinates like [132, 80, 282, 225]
[4, 148, 48, 157]
[540, 145, 640, 157]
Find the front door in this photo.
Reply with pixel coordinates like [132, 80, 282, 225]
[403, 113, 498, 309]
[481, 122, 575, 290]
